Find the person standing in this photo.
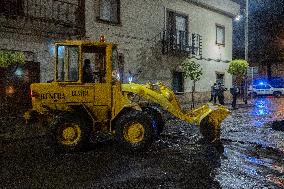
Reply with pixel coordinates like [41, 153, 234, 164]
[230, 84, 239, 109]
[83, 59, 94, 83]
[217, 83, 226, 105]
[209, 83, 217, 103]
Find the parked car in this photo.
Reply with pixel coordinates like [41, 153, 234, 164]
[249, 84, 284, 98]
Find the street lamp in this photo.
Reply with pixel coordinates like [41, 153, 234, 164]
[235, 15, 242, 22]
[234, 0, 250, 104]
[245, 0, 249, 61]
[244, 0, 249, 104]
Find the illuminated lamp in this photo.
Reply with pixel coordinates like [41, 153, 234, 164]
[100, 35, 106, 42]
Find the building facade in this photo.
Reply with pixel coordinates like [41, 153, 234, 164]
[0, 0, 239, 104]
[85, 0, 239, 101]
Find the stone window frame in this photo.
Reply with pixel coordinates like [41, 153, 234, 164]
[96, 0, 121, 25]
[216, 24, 225, 46]
[215, 71, 225, 85]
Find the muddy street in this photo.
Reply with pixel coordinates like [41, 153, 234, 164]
[1, 98, 284, 188]
[217, 97, 284, 189]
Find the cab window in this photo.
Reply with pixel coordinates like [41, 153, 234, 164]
[82, 46, 106, 83]
[56, 46, 79, 82]
[112, 47, 123, 82]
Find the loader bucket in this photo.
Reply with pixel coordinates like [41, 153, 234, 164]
[187, 103, 230, 142]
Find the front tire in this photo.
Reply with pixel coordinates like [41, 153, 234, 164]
[50, 113, 91, 152]
[114, 110, 154, 151]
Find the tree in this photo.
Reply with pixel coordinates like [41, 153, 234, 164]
[228, 59, 249, 76]
[0, 50, 25, 68]
[181, 58, 203, 108]
[228, 59, 249, 85]
[228, 59, 249, 103]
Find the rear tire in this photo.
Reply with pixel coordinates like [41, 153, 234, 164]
[114, 110, 154, 152]
[50, 113, 91, 152]
[273, 91, 281, 98]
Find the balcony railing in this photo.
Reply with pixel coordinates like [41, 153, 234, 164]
[162, 30, 202, 57]
[0, 0, 85, 36]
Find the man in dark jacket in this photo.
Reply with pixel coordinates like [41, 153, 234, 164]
[230, 84, 239, 109]
[217, 83, 226, 105]
[209, 83, 217, 103]
[83, 59, 93, 83]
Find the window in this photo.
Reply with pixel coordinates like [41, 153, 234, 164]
[255, 85, 271, 89]
[56, 46, 79, 82]
[216, 72, 225, 85]
[0, 0, 24, 17]
[112, 48, 124, 82]
[216, 25, 225, 45]
[82, 46, 106, 83]
[98, 0, 120, 24]
[172, 71, 184, 93]
[166, 11, 188, 49]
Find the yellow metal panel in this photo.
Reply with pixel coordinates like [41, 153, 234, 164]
[63, 84, 94, 103]
[111, 83, 130, 118]
[94, 83, 112, 106]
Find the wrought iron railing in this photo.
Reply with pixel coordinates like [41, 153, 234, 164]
[162, 30, 202, 57]
[0, 0, 85, 36]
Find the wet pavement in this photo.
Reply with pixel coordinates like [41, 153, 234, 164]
[217, 97, 284, 189]
[0, 97, 284, 188]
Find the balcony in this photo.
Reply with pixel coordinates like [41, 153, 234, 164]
[162, 30, 203, 57]
[0, 0, 85, 37]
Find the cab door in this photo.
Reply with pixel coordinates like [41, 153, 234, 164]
[55, 45, 95, 104]
[81, 45, 112, 122]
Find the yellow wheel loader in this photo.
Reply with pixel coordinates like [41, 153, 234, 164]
[24, 39, 230, 152]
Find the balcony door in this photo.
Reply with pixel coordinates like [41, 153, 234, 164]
[167, 11, 188, 48]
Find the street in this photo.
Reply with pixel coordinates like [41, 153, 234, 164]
[1, 98, 284, 189]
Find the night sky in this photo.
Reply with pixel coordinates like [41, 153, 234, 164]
[232, 0, 284, 77]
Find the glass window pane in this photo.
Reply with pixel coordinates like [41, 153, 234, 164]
[99, 0, 118, 23]
[82, 46, 106, 83]
[216, 26, 225, 45]
[57, 46, 79, 82]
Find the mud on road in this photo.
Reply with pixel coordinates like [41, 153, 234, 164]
[1, 120, 221, 189]
[1, 98, 284, 189]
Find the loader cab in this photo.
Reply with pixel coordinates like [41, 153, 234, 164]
[54, 40, 119, 84]
[52, 40, 120, 111]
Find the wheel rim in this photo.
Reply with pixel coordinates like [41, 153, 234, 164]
[59, 123, 82, 146]
[123, 122, 145, 144]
